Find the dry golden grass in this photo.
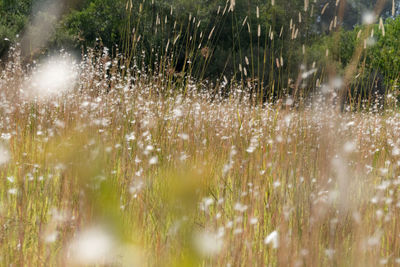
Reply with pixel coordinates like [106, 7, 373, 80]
[0, 47, 399, 266]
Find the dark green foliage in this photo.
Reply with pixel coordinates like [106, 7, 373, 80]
[60, 0, 127, 49]
[369, 16, 400, 81]
[0, 0, 30, 57]
[316, 15, 400, 84]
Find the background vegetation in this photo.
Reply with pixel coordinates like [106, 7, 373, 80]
[1, 0, 399, 86]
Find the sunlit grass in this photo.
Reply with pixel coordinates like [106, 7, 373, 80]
[0, 0, 399, 265]
[0, 46, 400, 266]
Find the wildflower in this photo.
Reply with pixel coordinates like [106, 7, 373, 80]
[250, 217, 258, 225]
[343, 141, 356, 153]
[362, 11, 375, 25]
[8, 188, 17, 195]
[194, 231, 223, 257]
[0, 144, 10, 165]
[68, 226, 114, 265]
[234, 202, 248, 212]
[173, 108, 183, 117]
[264, 230, 279, 248]
[149, 156, 158, 165]
[45, 231, 58, 243]
[26, 55, 78, 98]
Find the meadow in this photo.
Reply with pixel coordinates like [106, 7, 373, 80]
[1, 0, 400, 266]
[0, 45, 399, 266]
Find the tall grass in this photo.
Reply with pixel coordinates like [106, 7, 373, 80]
[0, 0, 400, 266]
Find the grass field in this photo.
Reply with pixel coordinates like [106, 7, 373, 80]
[0, 47, 399, 266]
